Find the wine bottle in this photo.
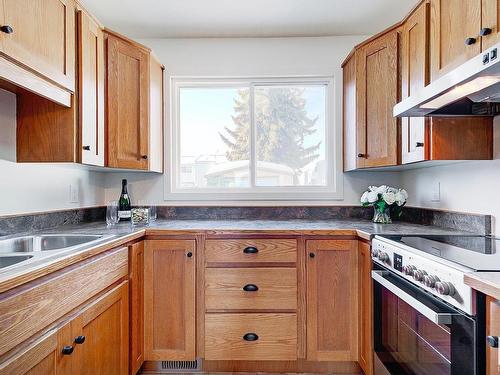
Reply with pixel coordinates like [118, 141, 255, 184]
[118, 179, 131, 221]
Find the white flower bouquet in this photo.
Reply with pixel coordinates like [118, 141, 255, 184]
[360, 185, 408, 224]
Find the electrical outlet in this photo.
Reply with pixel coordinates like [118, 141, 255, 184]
[431, 182, 440, 202]
[69, 184, 79, 203]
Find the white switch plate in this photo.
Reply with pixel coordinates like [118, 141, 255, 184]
[431, 182, 440, 202]
[69, 184, 79, 203]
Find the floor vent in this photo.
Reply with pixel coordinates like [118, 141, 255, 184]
[161, 359, 200, 372]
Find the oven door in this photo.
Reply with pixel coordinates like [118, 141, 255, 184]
[372, 267, 477, 375]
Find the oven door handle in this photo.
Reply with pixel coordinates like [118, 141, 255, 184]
[372, 270, 458, 325]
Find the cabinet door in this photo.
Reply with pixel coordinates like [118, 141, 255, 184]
[358, 242, 373, 375]
[0, 0, 76, 91]
[78, 10, 105, 167]
[129, 242, 144, 375]
[429, 0, 482, 81]
[306, 240, 358, 361]
[487, 296, 500, 375]
[106, 35, 150, 170]
[144, 240, 196, 360]
[356, 31, 398, 168]
[401, 2, 429, 164]
[482, 0, 500, 51]
[343, 53, 357, 172]
[72, 282, 129, 375]
[148, 55, 164, 173]
[0, 324, 73, 375]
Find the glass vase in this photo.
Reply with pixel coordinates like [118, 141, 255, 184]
[373, 206, 392, 224]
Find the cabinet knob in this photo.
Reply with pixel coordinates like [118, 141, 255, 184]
[141, 155, 148, 160]
[357, 153, 366, 158]
[82, 145, 91, 151]
[186, 252, 193, 258]
[62, 346, 74, 355]
[243, 333, 259, 341]
[415, 142, 424, 148]
[487, 336, 499, 348]
[480, 27, 492, 36]
[243, 246, 258, 254]
[243, 284, 259, 292]
[0, 25, 13, 34]
[74, 335, 85, 344]
[465, 37, 477, 45]
[309, 252, 315, 258]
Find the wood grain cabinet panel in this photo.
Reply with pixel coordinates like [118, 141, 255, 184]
[356, 30, 398, 168]
[343, 53, 357, 172]
[106, 33, 150, 170]
[205, 268, 297, 311]
[487, 296, 500, 375]
[72, 282, 129, 375]
[358, 241, 373, 375]
[430, 0, 482, 81]
[482, 0, 500, 50]
[306, 239, 358, 361]
[0, 0, 76, 91]
[144, 240, 196, 360]
[129, 242, 144, 375]
[78, 9, 105, 167]
[205, 313, 297, 361]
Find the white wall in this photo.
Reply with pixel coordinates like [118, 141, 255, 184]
[401, 117, 500, 235]
[104, 36, 402, 205]
[0, 89, 106, 216]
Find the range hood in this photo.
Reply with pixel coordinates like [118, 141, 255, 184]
[394, 42, 500, 117]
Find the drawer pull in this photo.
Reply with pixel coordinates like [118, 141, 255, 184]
[62, 345, 74, 355]
[243, 333, 259, 341]
[243, 246, 258, 254]
[487, 336, 499, 348]
[242, 284, 259, 292]
[74, 335, 86, 344]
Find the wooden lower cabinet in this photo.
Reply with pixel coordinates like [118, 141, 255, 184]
[129, 242, 144, 375]
[306, 239, 358, 361]
[358, 241, 373, 375]
[487, 296, 500, 375]
[144, 239, 196, 360]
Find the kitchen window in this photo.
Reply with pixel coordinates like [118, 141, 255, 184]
[167, 77, 342, 201]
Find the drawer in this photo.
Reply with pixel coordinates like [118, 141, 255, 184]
[205, 313, 297, 360]
[205, 268, 297, 310]
[205, 239, 297, 264]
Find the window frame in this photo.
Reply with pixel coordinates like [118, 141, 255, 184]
[166, 76, 343, 201]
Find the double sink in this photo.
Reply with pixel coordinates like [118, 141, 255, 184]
[0, 234, 115, 270]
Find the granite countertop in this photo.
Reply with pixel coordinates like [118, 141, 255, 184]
[0, 218, 476, 293]
[464, 272, 500, 300]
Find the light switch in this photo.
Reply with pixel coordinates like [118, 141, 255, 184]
[69, 184, 79, 203]
[431, 182, 440, 202]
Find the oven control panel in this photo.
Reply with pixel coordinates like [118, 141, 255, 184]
[371, 237, 473, 315]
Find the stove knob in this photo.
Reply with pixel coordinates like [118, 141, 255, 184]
[435, 281, 455, 296]
[413, 269, 427, 282]
[371, 249, 380, 258]
[377, 251, 390, 263]
[402, 265, 416, 276]
[423, 275, 440, 288]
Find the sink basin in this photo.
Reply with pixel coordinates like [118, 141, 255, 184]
[0, 234, 110, 270]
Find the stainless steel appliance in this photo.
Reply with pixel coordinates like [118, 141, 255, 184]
[393, 42, 500, 117]
[371, 235, 500, 375]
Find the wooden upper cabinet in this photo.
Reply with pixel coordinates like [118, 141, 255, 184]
[306, 240, 358, 361]
[487, 296, 500, 375]
[149, 55, 164, 173]
[342, 53, 357, 172]
[106, 33, 150, 170]
[482, 0, 500, 50]
[429, 0, 482, 81]
[356, 30, 398, 168]
[144, 240, 196, 361]
[358, 241, 373, 375]
[0, 0, 76, 92]
[401, 2, 429, 164]
[78, 10, 105, 167]
[72, 281, 129, 375]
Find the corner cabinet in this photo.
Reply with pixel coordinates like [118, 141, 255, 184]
[306, 239, 358, 361]
[487, 296, 500, 375]
[144, 240, 196, 360]
[343, 29, 399, 171]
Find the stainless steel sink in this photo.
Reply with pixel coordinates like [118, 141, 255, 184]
[0, 234, 111, 270]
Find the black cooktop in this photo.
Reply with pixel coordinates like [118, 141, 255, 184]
[380, 235, 500, 271]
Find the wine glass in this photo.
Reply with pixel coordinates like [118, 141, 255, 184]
[106, 201, 119, 226]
